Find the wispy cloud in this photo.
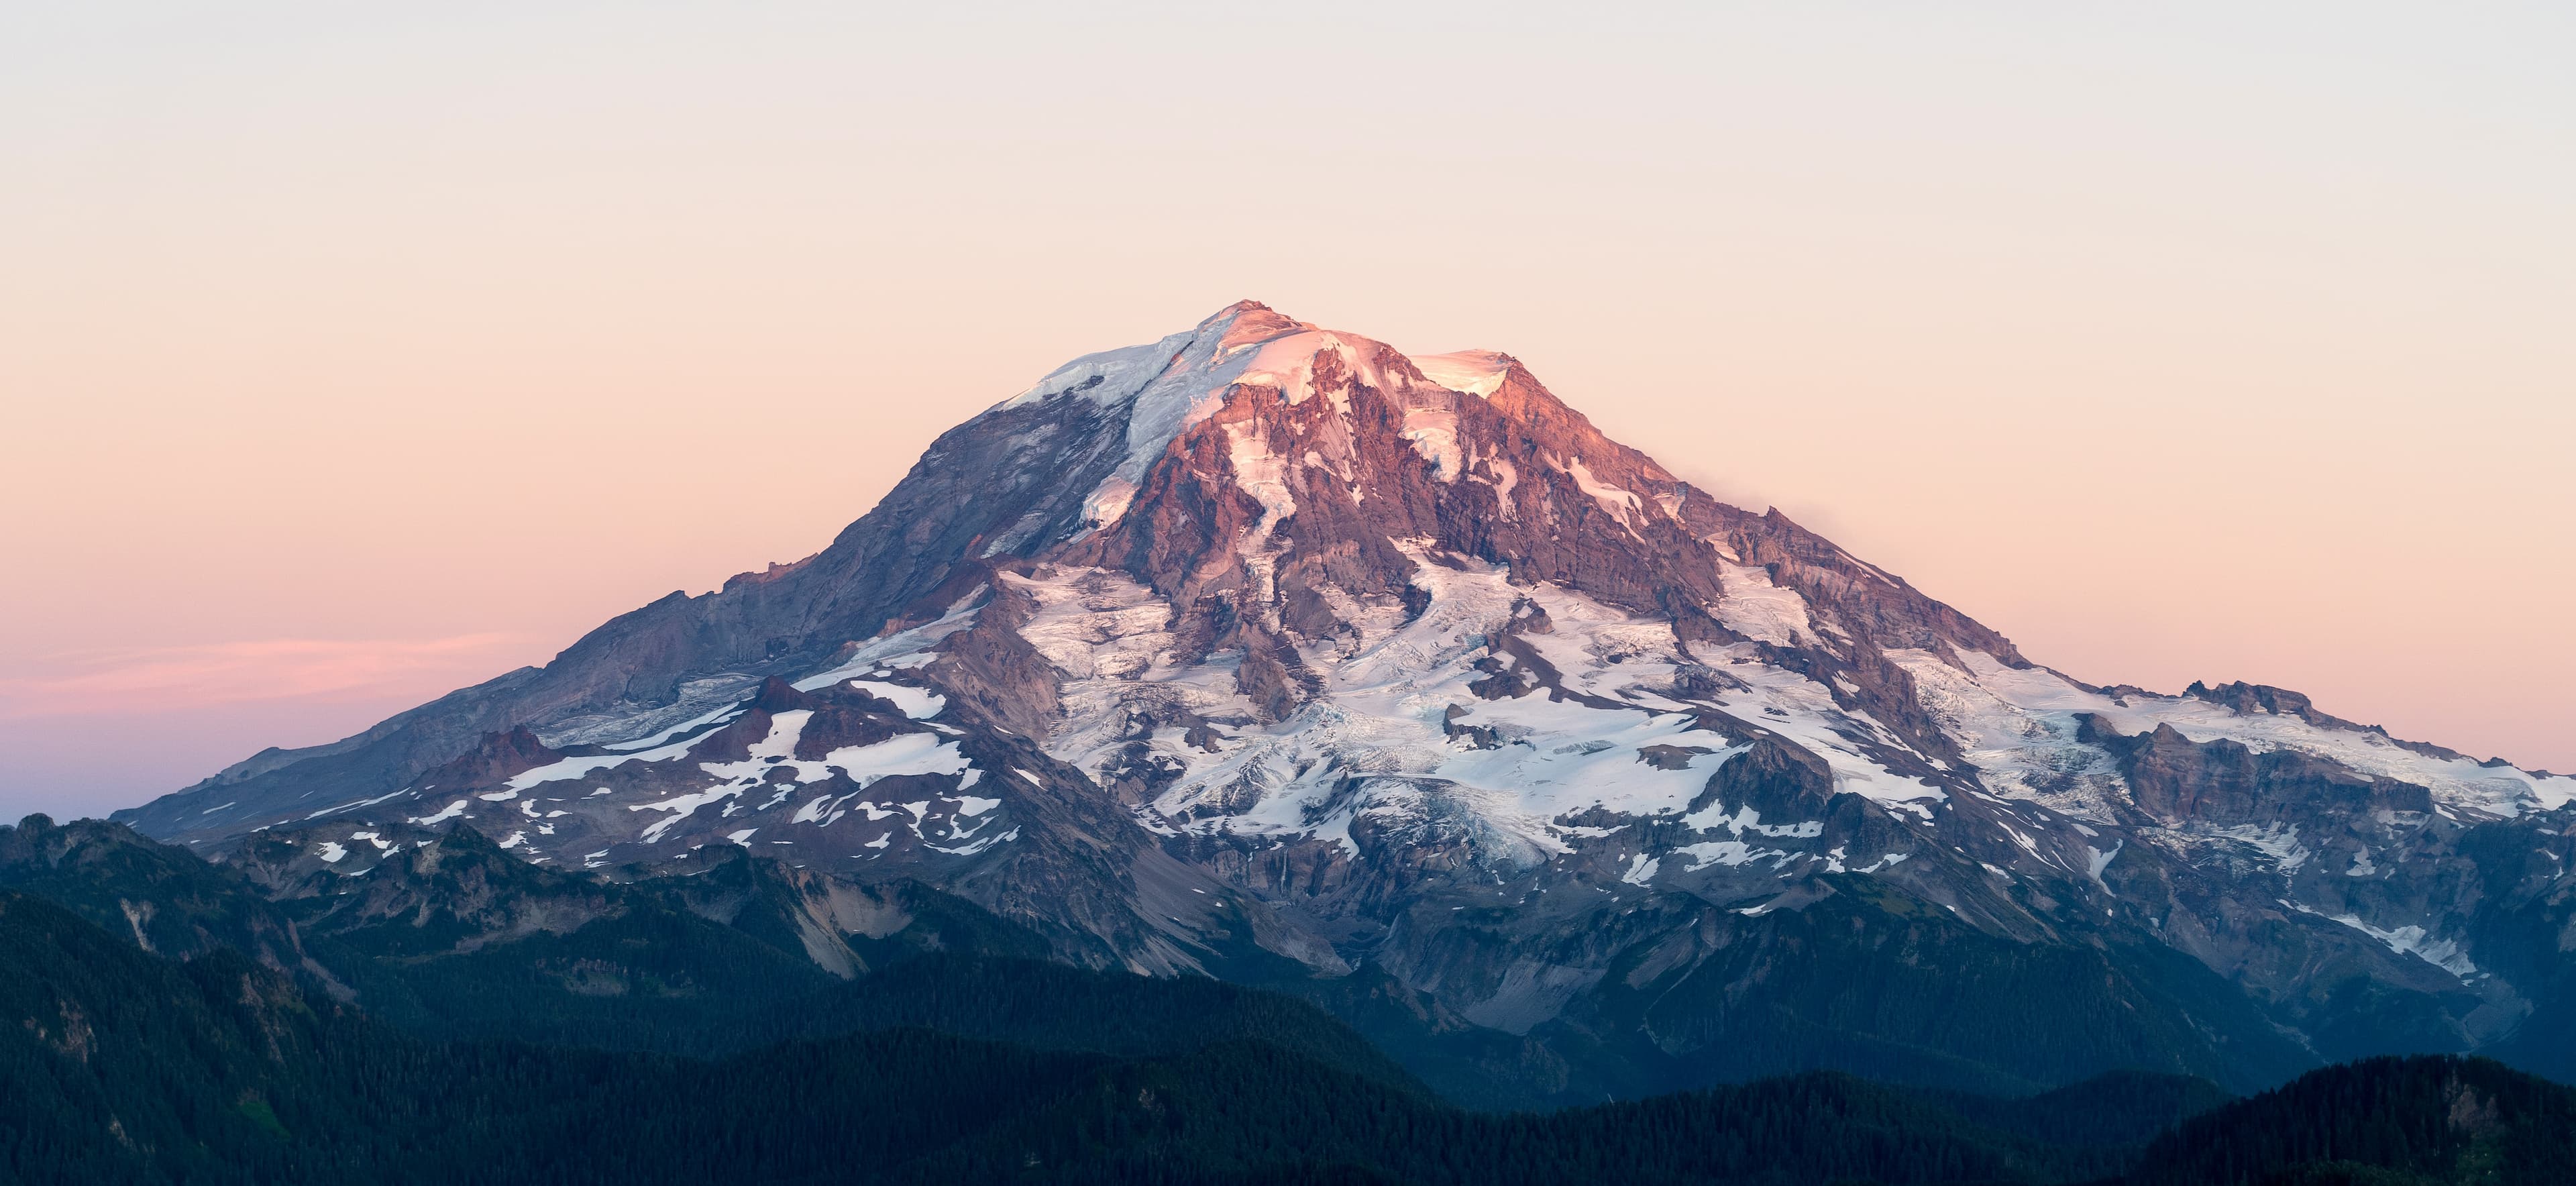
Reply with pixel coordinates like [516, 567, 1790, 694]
[0, 634, 536, 718]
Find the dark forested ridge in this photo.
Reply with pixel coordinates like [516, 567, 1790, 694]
[2127, 1055, 2576, 1185]
[9, 884, 2573, 1185]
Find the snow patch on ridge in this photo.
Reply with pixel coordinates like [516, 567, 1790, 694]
[1713, 560, 1815, 648]
[996, 305, 1279, 532]
[694, 712, 972, 789]
[1564, 457, 1644, 535]
[504, 732, 703, 793]
[1002, 333, 1192, 411]
[1893, 649, 2574, 820]
[1082, 477, 1138, 529]
[2286, 900, 2481, 980]
[1224, 421, 1298, 535]
[1400, 408, 1464, 480]
[1408, 350, 1509, 398]
[793, 594, 985, 692]
[542, 675, 761, 751]
[848, 680, 945, 720]
[1236, 331, 1375, 410]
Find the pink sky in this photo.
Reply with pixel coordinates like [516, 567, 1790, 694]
[3, 5, 2569, 818]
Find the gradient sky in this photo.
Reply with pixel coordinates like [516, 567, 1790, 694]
[4, 3, 2570, 819]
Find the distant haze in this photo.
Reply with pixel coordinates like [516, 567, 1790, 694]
[3, 3, 2569, 816]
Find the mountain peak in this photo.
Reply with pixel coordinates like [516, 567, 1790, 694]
[105, 303, 2576, 1101]
[1407, 349, 1512, 398]
[1207, 298, 1306, 343]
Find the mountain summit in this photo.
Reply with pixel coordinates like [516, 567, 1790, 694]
[114, 302, 2576, 1099]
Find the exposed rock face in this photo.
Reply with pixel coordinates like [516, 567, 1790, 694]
[2090, 718, 2440, 825]
[109, 301, 2576, 1100]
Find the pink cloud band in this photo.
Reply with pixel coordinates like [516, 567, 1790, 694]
[0, 634, 533, 718]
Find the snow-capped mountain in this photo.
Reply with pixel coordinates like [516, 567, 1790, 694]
[115, 301, 2576, 1099]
